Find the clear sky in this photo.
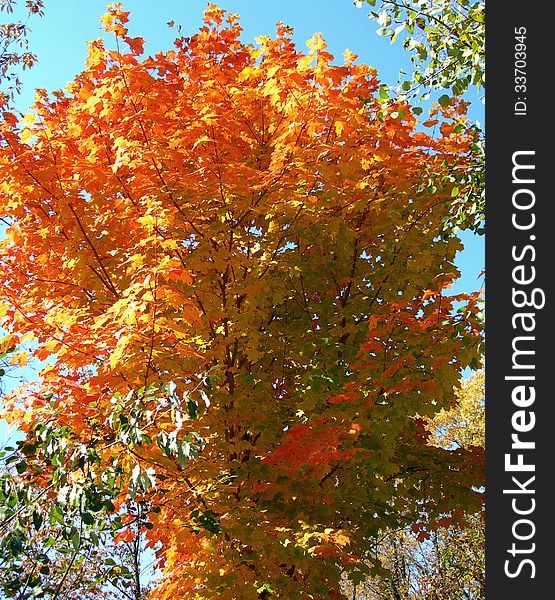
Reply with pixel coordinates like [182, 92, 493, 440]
[1, 0, 484, 443]
[15, 0, 414, 108]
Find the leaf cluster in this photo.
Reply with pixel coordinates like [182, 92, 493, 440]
[356, 0, 484, 98]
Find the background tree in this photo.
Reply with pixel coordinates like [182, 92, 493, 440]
[0, 6, 482, 598]
[355, 0, 484, 99]
[0, 435, 155, 599]
[355, 0, 484, 235]
[0, 0, 44, 104]
[342, 370, 485, 599]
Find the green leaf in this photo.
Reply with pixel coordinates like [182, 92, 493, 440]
[81, 512, 94, 525]
[21, 443, 36, 455]
[378, 84, 389, 100]
[72, 531, 81, 551]
[50, 504, 65, 525]
[377, 27, 394, 37]
[187, 398, 198, 419]
[10, 534, 24, 557]
[438, 94, 451, 107]
[32, 510, 43, 531]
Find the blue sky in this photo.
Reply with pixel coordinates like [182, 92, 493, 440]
[1, 0, 484, 443]
[14, 0, 484, 118]
[16, 0, 412, 107]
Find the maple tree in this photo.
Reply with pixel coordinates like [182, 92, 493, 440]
[0, 4, 483, 598]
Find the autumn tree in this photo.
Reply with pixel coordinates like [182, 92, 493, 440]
[0, 5, 482, 598]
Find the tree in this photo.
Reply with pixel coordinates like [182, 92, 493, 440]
[342, 371, 485, 599]
[342, 517, 484, 599]
[355, 0, 484, 99]
[0, 436, 155, 599]
[0, 5, 482, 598]
[0, 0, 44, 103]
[355, 0, 484, 235]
